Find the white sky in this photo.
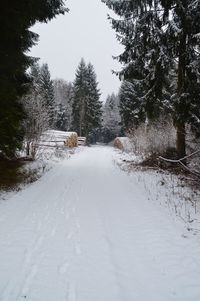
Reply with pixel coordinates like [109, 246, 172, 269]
[30, 0, 123, 101]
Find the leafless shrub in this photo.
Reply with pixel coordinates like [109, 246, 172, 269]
[127, 119, 176, 157]
[22, 91, 49, 159]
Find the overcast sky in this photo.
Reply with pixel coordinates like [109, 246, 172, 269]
[30, 0, 123, 101]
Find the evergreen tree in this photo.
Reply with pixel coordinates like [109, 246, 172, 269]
[119, 80, 145, 130]
[24, 62, 55, 130]
[72, 59, 102, 137]
[0, 1, 67, 158]
[55, 104, 68, 131]
[84, 63, 102, 137]
[103, 0, 200, 158]
[161, 0, 200, 157]
[103, 93, 121, 135]
[39, 63, 55, 127]
[72, 59, 88, 136]
[102, 0, 171, 120]
[53, 79, 73, 131]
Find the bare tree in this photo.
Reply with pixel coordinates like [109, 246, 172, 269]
[23, 90, 49, 159]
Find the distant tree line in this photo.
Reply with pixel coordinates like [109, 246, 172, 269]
[22, 59, 122, 151]
[0, 1, 118, 159]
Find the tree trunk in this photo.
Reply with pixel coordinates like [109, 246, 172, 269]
[26, 142, 30, 157]
[176, 30, 187, 159]
[176, 122, 186, 159]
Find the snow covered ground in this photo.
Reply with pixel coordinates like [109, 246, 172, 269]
[0, 146, 200, 301]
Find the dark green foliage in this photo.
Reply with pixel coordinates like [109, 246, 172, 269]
[72, 59, 102, 137]
[0, 99, 25, 158]
[55, 104, 68, 131]
[0, 1, 67, 158]
[88, 127, 116, 144]
[39, 64, 55, 127]
[103, 0, 200, 157]
[119, 80, 145, 130]
[103, 0, 171, 121]
[85, 63, 102, 135]
[162, 0, 200, 156]
[53, 79, 73, 131]
[103, 93, 121, 135]
[72, 59, 88, 136]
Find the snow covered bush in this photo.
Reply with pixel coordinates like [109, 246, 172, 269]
[127, 119, 176, 157]
[114, 137, 133, 152]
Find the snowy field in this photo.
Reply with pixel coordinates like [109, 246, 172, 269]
[0, 146, 200, 301]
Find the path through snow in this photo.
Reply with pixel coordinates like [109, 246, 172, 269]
[0, 146, 200, 301]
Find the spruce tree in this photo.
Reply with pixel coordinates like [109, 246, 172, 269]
[103, 93, 121, 135]
[0, 1, 67, 158]
[84, 63, 102, 137]
[102, 0, 171, 120]
[53, 79, 73, 131]
[103, 0, 200, 158]
[55, 104, 68, 131]
[39, 63, 55, 128]
[72, 59, 88, 136]
[72, 59, 102, 137]
[161, 0, 200, 157]
[119, 80, 145, 131]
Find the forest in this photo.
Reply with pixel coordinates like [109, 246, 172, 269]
[0, 1, 200, 300]
[0, 1, 200, 171]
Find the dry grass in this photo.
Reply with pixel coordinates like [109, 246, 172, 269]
[127, 120, 176, 156]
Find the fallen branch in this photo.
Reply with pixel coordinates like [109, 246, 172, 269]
[159, 150, 200, 163]
[159, 150, 200, 178]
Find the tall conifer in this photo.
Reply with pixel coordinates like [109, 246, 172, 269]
[72, 59, 102, 137]
[0, 1, 67, 158]
[103, 0, 200, 158]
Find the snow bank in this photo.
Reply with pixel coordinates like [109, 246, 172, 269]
[115, 151, 200, 235]
[0, 146, 200, 301]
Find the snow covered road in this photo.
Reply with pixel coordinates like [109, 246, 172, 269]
[0, 146, 200, 301]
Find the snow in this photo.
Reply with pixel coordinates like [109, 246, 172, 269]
[41, 130, 77, 146]
[0, 146, 200, 301]
[34, 130, 78, 163]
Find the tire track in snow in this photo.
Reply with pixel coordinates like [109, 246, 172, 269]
[1, 146, 200, 301]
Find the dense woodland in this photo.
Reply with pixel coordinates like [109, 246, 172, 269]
[0, 0, 68, 159]
[0, 0, 200, 174]
[103, 0, 200, 161]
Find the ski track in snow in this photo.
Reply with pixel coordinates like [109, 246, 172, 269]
[0, 146, 200, 301]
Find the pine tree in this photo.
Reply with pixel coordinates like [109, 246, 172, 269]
[103, 93, 121, 135]
[119, 80, 145, 131]
[72, 59, 102, 137]
[102, 0, 171, 120]
[72, 59, 88, 136]
[0, 1, 67, 158]
[84, 63, 102, 137]
[53, 79, 73, 131]
[55, 104, 68, 131]
[103, 0, 200, 158]
[161, 0, 200, 158]
[39, 63, 55, 128]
